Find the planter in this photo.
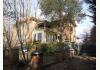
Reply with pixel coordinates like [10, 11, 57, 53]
[31, 51, 43, 70]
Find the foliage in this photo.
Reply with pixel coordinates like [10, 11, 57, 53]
[72, 43, 80, 55]
[39, 0, 82, 21]
[39, 0, 83, 42]
[89, 26, 96, 45]
[81, 26, 96, 56]
[39, 43, 56, 55]
[55, 42, 70, 52]
[84, 0, 96, 25]
[26, 44, 33, 51]
[80, 45, 96, 57]
[82, 26, 96, 46]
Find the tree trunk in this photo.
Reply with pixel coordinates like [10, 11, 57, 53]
[59, 12, 64, 43]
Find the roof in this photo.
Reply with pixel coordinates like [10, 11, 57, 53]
[38, 20, 60, 28]
[38, 19, 77, 28]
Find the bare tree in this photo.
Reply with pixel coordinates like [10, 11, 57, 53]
[3, 0, 18, 50]
[3, 0, 33, 63]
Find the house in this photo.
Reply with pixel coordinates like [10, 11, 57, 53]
[11, 17, 77, 45]
[37, 20, 77, 43]
[11, 17, 57, 45]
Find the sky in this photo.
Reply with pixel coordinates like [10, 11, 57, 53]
[30, 0, 94, 41]
[75, 2, 94, 40]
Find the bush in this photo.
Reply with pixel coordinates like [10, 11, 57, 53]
[55, 43, 69, 52]
[80, 45, 96, 57]
[39, 43, 56, 55]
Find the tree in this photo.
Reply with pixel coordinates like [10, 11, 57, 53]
[3, 0, 18, 50]
[14, 0, 33, 62]
[89, 26, 96, 45]
[83, 0, 96, 56]
[81, 26, 96, 56]
[3, 18, 18, 49]
[3, 0, 33, 63]
[84, 0, 96, 25]
[39, 0, 82, 42]
[84, 0, 96, 47]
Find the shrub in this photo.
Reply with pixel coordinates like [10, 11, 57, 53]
[39, 43, 56, 55]
[55, 43, 69, 52]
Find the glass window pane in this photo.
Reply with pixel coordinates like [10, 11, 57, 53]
[37, 33, 42, 42]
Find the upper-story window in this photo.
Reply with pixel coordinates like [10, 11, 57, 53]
[37, 33, 42, 42]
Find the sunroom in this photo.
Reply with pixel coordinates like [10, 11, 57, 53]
[32, 28, 57, 43]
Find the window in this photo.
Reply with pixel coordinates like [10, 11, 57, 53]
[37, 33, 42, 42]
